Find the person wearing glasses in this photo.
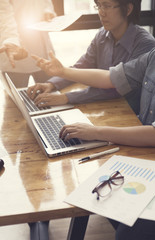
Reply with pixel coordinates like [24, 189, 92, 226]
[32, 46, 155, 240]
[27, 0, 155, 115]
[0, 0, 56, 88]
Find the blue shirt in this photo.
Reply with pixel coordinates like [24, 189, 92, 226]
[49, 24, 155, 113]
[110, 49, 155, 126]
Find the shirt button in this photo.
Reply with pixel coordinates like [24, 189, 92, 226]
[145, 82, 147, 85]
[150, 110, 153, 114]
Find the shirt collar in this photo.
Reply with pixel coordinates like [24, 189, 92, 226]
[105, 31, 112, 39]
[105, 23, 137, 53]
[116, 23, 137, 53]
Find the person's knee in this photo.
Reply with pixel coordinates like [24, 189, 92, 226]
[115, 220, 155, 240]
[115, 223, 131, 240]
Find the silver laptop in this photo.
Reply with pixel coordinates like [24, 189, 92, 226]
[0, 72, 73, 115]
[5, 73, 108, 157]
[18, 87, 73, 116]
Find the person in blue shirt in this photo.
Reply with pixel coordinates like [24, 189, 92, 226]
[31, 47, 155, 240]
[32, 49, 155, 147]
[27, 0, 155, 115]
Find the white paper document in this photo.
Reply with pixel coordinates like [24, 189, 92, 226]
[65, 155, 155, 226]
[28, 13, 82, 32]
[140, 196, 155, 221]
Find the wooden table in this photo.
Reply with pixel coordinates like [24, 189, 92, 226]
[0, 84, 155, 239]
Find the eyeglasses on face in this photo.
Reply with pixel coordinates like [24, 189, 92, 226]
[92, 171, 124, 200]
[94, 2, 120, 12]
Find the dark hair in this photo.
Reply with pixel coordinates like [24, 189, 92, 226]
[94, 0, 142, 24]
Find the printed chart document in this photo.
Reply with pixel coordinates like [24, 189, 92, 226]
[140, 196, 155, 221]
[65, 155, 155, 226]
[28, 13, 82, 32]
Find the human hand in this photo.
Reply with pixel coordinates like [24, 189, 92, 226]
[27, 82, 54, 100]
[32, 51, 64, 77]
[59, 123, 98, 141]
[43, 11, 56, 21]
[0, 46, 6, 53]
[0, 43, 28, 68]
[33, 92, 68, 107]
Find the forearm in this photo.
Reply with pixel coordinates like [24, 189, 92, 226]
[33, 52, 113, 89]
[66, 87, 120, 104]
[95, 125, 155, 147]
[62, 67, 114, 89]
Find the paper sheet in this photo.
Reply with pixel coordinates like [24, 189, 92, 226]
[65, 155, 155, 226]
[140, 196, 155, 220]
[28, 13, 82, 32]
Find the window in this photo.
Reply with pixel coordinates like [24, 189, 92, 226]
[141, 0, 151, 10]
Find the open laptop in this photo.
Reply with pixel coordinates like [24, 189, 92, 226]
[18, 87, 73, 116]
[4, 73, 108, 157]
[0, 72, 73, 115]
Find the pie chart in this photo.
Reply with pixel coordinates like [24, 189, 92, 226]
[123, 182, 146, 195]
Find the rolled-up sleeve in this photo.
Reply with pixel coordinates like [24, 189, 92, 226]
[110, 51, 150, 97]
[110, 63, 132, 96]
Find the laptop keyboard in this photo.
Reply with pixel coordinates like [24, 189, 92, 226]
[34, 115, 82, 150]
[19, 89, 50, 112]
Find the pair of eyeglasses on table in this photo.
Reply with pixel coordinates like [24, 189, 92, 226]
[92, 171, 124, 200]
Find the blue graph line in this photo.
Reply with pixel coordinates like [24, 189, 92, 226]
[124, 165, 133, 174]
[140, 169, 147, 177]
[131, 167, 140, 176]
[135, 168, 143, 177]
[127, 166, 136, 175]
[110, 161, 155, 182]
[110, 161, 119, 170]
[150, 174, 155, 182]
[117, 162, 126, 171]
[147, 171, 154, 181]
[143, 169, 151, 178]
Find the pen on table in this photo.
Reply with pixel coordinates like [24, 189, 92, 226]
[79, 147, 120, 163]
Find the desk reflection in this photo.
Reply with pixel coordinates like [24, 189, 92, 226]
[0, 90, 77, 217]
